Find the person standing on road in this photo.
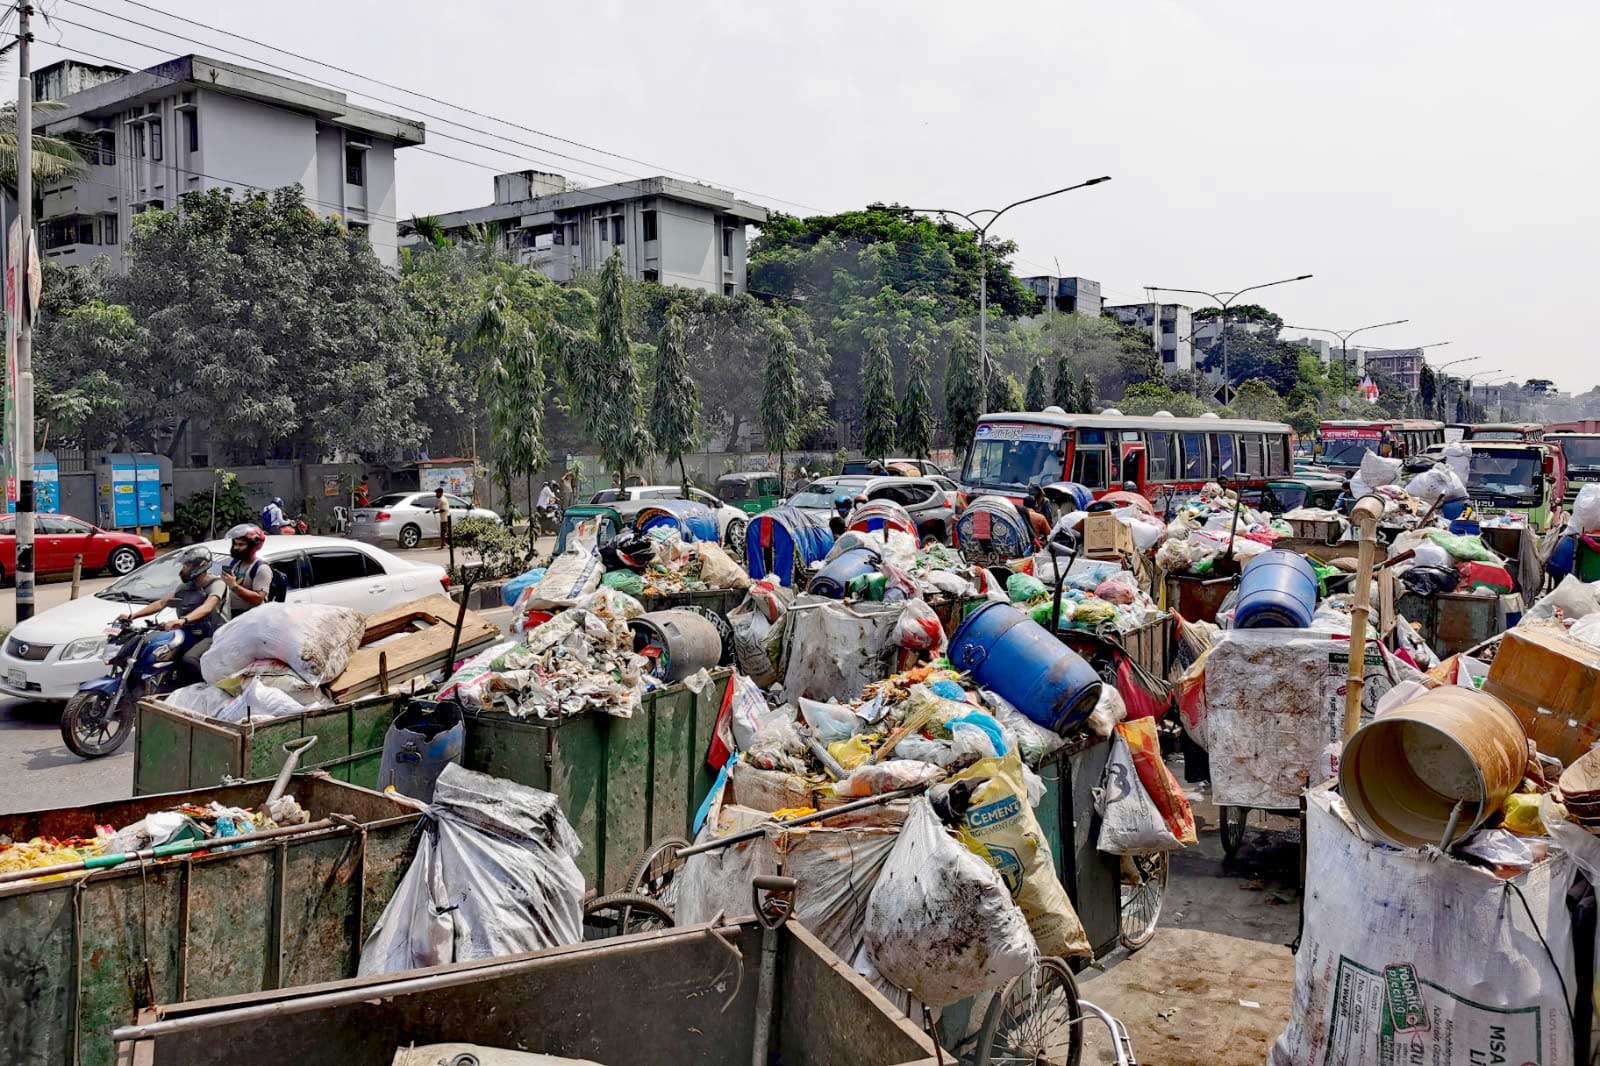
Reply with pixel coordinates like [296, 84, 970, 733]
[119, 547, 225, 681]
[220, 523, 273, 618]
[434, 486, 451, 547]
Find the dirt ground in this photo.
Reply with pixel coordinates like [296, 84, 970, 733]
[1072, 754, 1304, 1066]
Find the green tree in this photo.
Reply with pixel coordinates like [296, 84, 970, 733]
[1288, 403, 1321, 437]
[761, 322, 802, 477]
[1076, 371, 1095, 414]
[575, 253, 651, 485]
[1051, 355, 1075, 409]
[475, 283, 545, 555]
[989, 371, 1025, 413]
[1023, 358, 1048, 411]
[1231, 377, 1285, 421]
[0, 100, 87, 199]
[944, 330, 983, 448]
[861, 326, 898, 460]
[648, 305, 700, 490]
[899, 336, 935, 459]
[1116, 381, 1206, 417]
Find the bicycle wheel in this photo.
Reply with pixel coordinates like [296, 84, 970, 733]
[975, 955, 1083, 1066]
[1219, 805, 1252, 859]
[626, 835, 691, 916]
[581, 893, 675, 941]
[1119, 851, 1168, 951]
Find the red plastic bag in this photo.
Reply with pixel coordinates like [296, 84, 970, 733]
[892, 599, 946, 652]
[1116, 717, 1197, 846]
[705, 675, 737, 770]
[1115, 657, 1167, 721]
[1456, 561, 1514, 594]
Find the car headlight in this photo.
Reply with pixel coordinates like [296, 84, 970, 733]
[60, 636, 107, 662]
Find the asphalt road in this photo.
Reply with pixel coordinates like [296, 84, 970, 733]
[0, 542, 530, 815]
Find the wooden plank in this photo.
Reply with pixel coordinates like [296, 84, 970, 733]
[328, 595, 498, 702]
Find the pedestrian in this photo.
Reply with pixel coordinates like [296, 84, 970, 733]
[433, 486, 451, 546]
[355, 476, 370, 508]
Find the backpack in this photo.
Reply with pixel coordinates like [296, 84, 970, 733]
[260, 505, 278, 530]
[245, 559, 288, 604]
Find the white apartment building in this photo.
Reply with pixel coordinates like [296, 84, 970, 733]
[1103, 302, 1194, 371]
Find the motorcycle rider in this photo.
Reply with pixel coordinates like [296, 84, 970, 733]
[220, 523, 273, 617]
[261, 496, 286, 532]
[119, 547, 225, 681]
[829, 494, 853, 538]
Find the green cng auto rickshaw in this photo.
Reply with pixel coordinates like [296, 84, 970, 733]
[714, 471, 782, 515]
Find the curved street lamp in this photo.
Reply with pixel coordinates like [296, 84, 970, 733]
[1149, 275, 1314, 397]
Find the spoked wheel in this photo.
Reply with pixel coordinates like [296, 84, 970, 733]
[581, 893, 675, 941]
[975, 955, 1083, 1066]
[626, 835, 690, 916]
[60, 690, 134, 759]
[1119, 851, 1168, 951]
[1219, 805, 1252, 859]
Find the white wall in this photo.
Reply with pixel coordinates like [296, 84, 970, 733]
[195, 89, 318, 198]
[658, 200, 717, 291]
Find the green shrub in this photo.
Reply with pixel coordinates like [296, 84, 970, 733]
[448, 516, 531, 583]
[171, 476, 251, 543]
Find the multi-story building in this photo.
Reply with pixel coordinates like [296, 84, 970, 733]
[1103, 302, 1193, 371]
[1360, 348, 1425, 392]
[1282, 335, 1333, 364]
[1021, 276, 1102, 317]
[31, 56, 424, 269]
[414, 170, 768, 294]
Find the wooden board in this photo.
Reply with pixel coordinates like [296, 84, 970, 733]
[1485, 623, 1600, 766]
[328, 595, 499, 702]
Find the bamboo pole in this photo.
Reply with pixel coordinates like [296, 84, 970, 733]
[1343, 495, 1386, 739]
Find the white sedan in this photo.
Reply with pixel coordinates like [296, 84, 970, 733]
[0, 536, 450, 703]
[587, 485, 750, 553]
[349, 492, 500, 550]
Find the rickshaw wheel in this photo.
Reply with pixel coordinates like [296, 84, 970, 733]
[1219, 805, 1252, 858]
[975, 955, 1083, 1066]
[1119, 851, 1168, 951]
[581, 893, 675, 941]
[626, 835, 691, 916]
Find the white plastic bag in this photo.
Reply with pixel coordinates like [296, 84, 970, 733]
[730, 673, 787, 752]
[213, 678, 310, 723]
[1410, 541, 1453, 569]
[162, 682, 235, 717]
[833, 759, 945, 797]
[780, 597, 902, 703]
[1094, 732, 1184, 853]
[862, 798, 1035, 1007]
[1571, 483, 1600, 534]
[978, 689, 1066, 765]
[890, 598, 946, 652]
[1357, 450, 1402, 489]
[201, 602, 366, 685]
[798, 697, 858, 743]
[1526, 574, 1600, 622]
[729, 579, 791, 688]
[696, 541, 752, 591]
[1403, 464, 1467, 506]
[358, 765, 584, 975]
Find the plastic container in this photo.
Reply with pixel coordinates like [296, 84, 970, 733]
[1232, 549, 1318, 629]
[808, 546, 883, 599]
[1448, 518, 1481, 536]
[1339, 687, 1526, 849]
[1440, 498, 1469, 521]
[629, 609, 724, 682]
[745, 506, 835, 586]
[379, 699, 465, 802]
[947, 601, 1103, 733]
[637, 500, 720, 543]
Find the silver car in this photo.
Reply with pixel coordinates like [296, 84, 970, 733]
[349, 492, 500, 549]
[787, 475, 956, 542]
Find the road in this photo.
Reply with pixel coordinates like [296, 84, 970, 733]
[0, 542, 528, 814]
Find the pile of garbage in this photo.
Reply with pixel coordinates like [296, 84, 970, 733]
[1154, 486, 1291, 575]
[1001, 557, 1164, 633]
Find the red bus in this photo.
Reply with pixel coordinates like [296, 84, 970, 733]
[1315, 419, 1444, 475]
[959, 411, 1296, 504]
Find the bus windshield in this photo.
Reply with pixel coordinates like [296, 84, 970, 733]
[962, 425, 1067, 492]
[1319, 436, 1378, 468]
[1556, 437, 1600, 473]
[1466, 449, 1542, 502]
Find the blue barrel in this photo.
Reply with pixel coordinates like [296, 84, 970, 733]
[1440, 498, 1469, 521]
[947, 601, 1104, 733]
[746, 506, 835, 586]
[809, 546, 882, 599]
[1548, 533, 1578, 581]
[637, 500, 719, 543]
[1233, 550, 1318, 629]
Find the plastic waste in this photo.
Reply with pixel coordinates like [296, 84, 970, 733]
[1357, 451, 1403, 488]
[798, 698, 859, 743]
[979, 689, 1067, 764]
[891, 598, 946, 651]
[1572, 483, 1600, 534]
[201, 602, 366, 685]
[1007, 573, 1047, 603]
[833, 759, 945, 797]
[1426, 530, 1498, 562]
[601, 568, 645, 597]
[947, 710, 1009, 757]
[501, 567, 547, 607]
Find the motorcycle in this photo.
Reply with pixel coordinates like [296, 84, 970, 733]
[535, 502, 564, 536]
[60, 617, 192, 758]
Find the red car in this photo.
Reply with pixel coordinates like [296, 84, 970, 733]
[0, 513, 155, 581]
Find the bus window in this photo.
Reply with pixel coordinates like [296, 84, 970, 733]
[1147, 431, 1173, 481]
[1213, 434, 1236, 479]
[1072, 447, 1108, 489]
[1180, 433, 1207, 479]
[1241, 433, 1264, 477]
[1266, 434, 1288, 476]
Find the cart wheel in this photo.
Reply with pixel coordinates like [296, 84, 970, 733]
[626, 835, 691, 916]
[975, 955, 1083, 1066]
[1119, 851, 1168, 952]
[581, 893, 675, 941]
[1219, 805, 1252, 859]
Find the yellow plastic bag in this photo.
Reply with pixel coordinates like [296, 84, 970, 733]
[952, 751, 1092, 958]
[827, 735, 873, 772]
[1502, 792, 1546, 836]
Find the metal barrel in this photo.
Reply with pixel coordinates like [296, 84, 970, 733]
[808, 546, 883, 599]
[1232, 549, 1318, 629]
[379, 699, 466, 803]
[745, 506, 835, 586]
[629, 609, 725, 682]
[1339, 687, 1527, 849]
[947, 601, 1103, 733]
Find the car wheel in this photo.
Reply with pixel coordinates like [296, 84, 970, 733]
[398, 523, 422, 550]
[107, 547, 141, 576]
[724, 519, 747, 559]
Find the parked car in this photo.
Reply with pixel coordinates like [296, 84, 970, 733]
[583, 484, 748, 552]
[348, 492, 499, 549]
[0, 513, 154, 582]
[0, 536, 449, 703]
[841, 457, 950, 478]
[788, 475, 956, 542]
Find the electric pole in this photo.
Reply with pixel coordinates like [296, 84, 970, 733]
[14, 1, 35, 621]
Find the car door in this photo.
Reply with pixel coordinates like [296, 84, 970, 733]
[264, 550, 309, 602]
[47, 516, 101, 571]
[303, 546, 387, 608]
[408, 495, 442, 539]
[0, 516, 14, 575]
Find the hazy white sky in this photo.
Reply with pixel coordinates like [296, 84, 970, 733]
[34, 0, 1600, 390]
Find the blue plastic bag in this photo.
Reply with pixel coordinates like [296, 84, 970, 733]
[948, 710, 1009, 757]
[502, 567, 547, 607]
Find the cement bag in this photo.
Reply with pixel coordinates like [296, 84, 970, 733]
[359, 764, 584, 976]
[1404, 464, 1467, 506]
[1357, 450, 1402, 489]
[863, 798, 1035, 1007]
[1270, 788, 1576, 1066]
[696, 541, 751, 591]
[728, 578, 792, 688]
[780, 596, 902, 703]
[951, 752, 1092, 959]
[201, 602, 365, 685]
[213, 678, 310, 723]
[1094, 729, 1185, 853]
[522, 548, 604, 611]
[1572, 483, 1600, 534]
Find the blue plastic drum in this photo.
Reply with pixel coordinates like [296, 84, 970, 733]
[947, 601, 1104, 733]
[808, 546, 882, 599]
[1233, 549, 1318, 629]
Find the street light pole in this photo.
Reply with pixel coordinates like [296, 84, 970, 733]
[1284, 319, 1409, 380]
[909, 176, 1112, 411]
[13, 3, 35, 623]
[1147, 275, 1314, 400]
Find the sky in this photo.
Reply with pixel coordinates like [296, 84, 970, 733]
[26, 0, 1600, 391]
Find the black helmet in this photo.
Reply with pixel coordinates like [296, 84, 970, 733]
[177, 546, 212, 583]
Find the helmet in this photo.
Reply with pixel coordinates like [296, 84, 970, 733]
[226, 523, 266, 559]
[177, 546, 212, 583]
[834, 495, 853, 515]
[271, 497, 284, 507]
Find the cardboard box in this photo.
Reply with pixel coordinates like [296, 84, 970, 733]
[1082, 512, 1133, 559]
[1483, 622, 1600, 766]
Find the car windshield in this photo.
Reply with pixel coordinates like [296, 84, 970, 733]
[1319, 437, 1377, 467]
[1262, 484, 1310, 512]
[97, 549, 221, 605]
[717, 479, 748, 501]
[1557, 437, 1600, 472]
[790, 480, 867, 508]
[962, 434, 1067, 492]
[1466, 449, 1542, 500]
[370, 494, 411, 508]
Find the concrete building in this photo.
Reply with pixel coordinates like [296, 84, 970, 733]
[31, 56, 424, 269]
[1282, 335, 1333, 364]
[1021, 276, 1102, 317]
[1361, 348, 1425, 392]
[1104, 302, 1193, 371]
[415, 170, 768, 294]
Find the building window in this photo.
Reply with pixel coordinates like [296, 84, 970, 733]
[612, 216, 625, 245]
[722, 228, 733, 258]
[95, 131, 115, 166]
[642, 210, 657, 241]
[345, 145, 365, 186]
[1161, 349, 1176, 363]
[149, 120, 162, 162]
[131, 123, 145, 159]
[183, 111, 197, 153]
[723, 282, 735, 296]
[101, 213, 117, 246]
[596, 219, 608, 246]
[642, 268, 659, 283]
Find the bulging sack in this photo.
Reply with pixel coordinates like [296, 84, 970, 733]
[523, 548, 605, 611]
[201, 602, 366, 685]
[1094, 730, 1185, 853]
